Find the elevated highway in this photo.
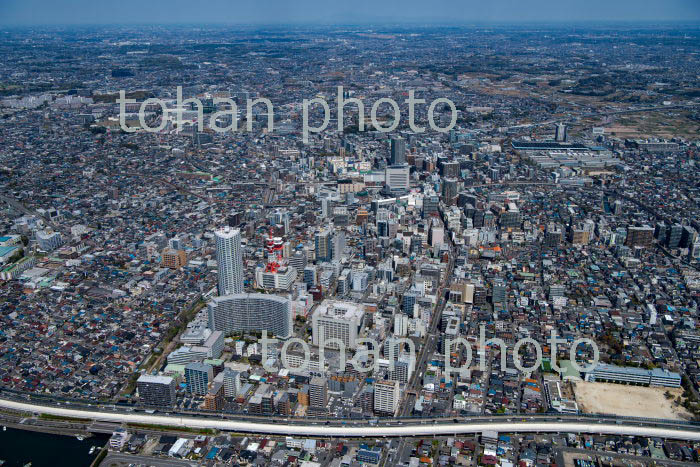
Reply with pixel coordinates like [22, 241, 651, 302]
[1, 398, 699, 441]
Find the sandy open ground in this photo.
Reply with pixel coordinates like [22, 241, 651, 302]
[573, 381, 691, 420]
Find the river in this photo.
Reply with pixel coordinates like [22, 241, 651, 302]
[0, 427, 109, 467]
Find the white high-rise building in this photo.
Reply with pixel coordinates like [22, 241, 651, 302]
[555, 122, 567, 142]
[256, 264, 297, 290]
[222, 368, 241, 398]
[208, 293, 293, 338]
[332, 230, 346, 261]
[312, 300, 364, 349]
[374, 380, 400, 415]
[394, 314, 409, 337]
[215, 227, 244, 296]
[385, 164, 410, 193]
[429, 220, 445, 247]
[36, 229, 63, 252]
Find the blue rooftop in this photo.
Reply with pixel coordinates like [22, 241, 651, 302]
[0, 245, 19, 257]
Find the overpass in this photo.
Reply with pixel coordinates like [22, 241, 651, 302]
[1, 398, 699, 441]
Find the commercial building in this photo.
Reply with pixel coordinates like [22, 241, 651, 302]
[428, 220, 445, 247]
[312, 300, 365, 349]
[385, 164, 410, 193]
[422, 193, 440, 218]
[667, 223, 683, 249]
[402, 291, 418, 317]
[315, 229, 332, 262]
[303, 265, 317, 288]
[288, 250, 307, 272]
[499, 203, 521, 229]
[388, 356, 414, 384]
[309, 376, 328, 408]
[207, 293, 293, 338]
[569, 227, 591, 245]
[492, 280, 507, 305]
[390, 136, 406, 165]
[35, 229, 63, 252]
[256, 262, 297, 290]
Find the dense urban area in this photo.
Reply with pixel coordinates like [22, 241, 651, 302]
[0, 23, 699, 466]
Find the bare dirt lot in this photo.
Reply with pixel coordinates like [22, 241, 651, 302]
[573, 381, 692, 420]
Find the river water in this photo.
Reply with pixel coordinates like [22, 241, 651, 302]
[0, 427, 109, 467]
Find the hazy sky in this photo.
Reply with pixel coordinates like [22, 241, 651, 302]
[1, 0, 699, 25]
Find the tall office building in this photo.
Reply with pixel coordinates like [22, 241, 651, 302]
[331, 230, 346, 261]
[442, 177, 459, 201]
[136, 375, 177, 407]
[545, 223, 564, 247]
[321, 198, 332, 219]
[215, 227, 244, 296]
[555, 123, 567, 142]
[374, 380, 400, 415]
[309, 376, 328, 408]
[492, 280, 507, 305]
[439, 161, 460, 178]
[289, 250, 308, 272]
[667, 223, 683, 249]
[680, 226, 697, 249]
[654, 221, 668, 244]
[315, 229, 332, 262]
[402, 292, 418, 317]
[388, 356, 414, 384]
[312, 300, 365, 349]
[385, 165, 410, 193]
[422, 193, 440, 218]
[390, 137, 406, 165]
[303, 265, 317, 288]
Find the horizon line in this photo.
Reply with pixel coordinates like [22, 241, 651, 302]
[2, 19, 700, 28]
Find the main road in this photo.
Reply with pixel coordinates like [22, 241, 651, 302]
[1, 398, 699, 441]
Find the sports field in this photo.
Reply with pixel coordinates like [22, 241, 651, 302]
[573, 381, 691, 420]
